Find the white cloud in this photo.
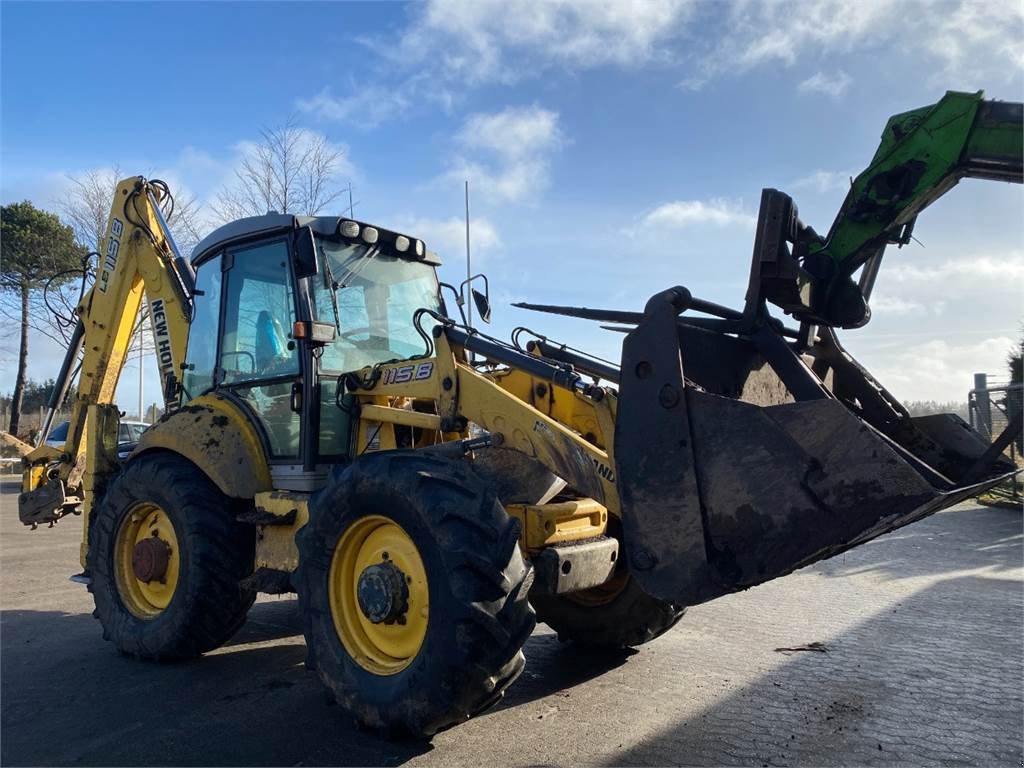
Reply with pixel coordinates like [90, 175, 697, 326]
[859, 335, 1017, 402]
[791, 169, 853, 194]
[869, 293, 928, 316]
[798, 70, 851, 98]
[296, 86, 414, 129]
[922, 0, 1024, 85]
[639, 198, 756, 229]
[684, 0, 1023, 90]
[297, 1, 695, 124]
[736, 1, 896, 68]
[297, 1, 1021, 127]
[174, 146, 228, 184]
[884, 252, 1024, 284]
[456, 107, 563, 159]
[395, 0, 695, 85]
[681, 1, 898, 88]
[441, 105, 564, 203]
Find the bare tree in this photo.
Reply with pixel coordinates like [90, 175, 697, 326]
[167, 193, 204, 256]
[33, 171, 203, 352]
[212, 118, 347, 221]
[59, 167, 205, 255]
[59, 167, 120, 253]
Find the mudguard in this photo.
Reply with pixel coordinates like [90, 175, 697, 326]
[133, 393, 271, 499]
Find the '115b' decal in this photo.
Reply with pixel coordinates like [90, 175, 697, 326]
[381, 361, 434, 385]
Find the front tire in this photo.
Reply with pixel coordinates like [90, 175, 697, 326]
[295, 452, 535, 737]
[88, 452, 256, 659]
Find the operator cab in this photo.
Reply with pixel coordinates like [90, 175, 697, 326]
[183, 214, 442, 490]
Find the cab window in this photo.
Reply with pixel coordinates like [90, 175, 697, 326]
[312, 242, 440, 374]
[182, 254, 222, 400]
[311, 240, 441, 458]
[219, 239, 300, 459]
[220, 241, 298, 384]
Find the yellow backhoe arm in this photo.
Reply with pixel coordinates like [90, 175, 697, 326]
[19, 177, 193, 535]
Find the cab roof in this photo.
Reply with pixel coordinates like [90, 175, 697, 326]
[190, 213, 440, 267]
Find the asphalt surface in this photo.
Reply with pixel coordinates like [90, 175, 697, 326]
[2, 477, 1022, 767]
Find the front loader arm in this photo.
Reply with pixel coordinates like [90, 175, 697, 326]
[763, 90, 1022, 327]
[19, 177, 193, 537]
[349, 327, 620, 514]
[455, 364, 620, 515]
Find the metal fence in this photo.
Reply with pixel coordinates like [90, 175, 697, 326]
[968, 372, 1022, 501]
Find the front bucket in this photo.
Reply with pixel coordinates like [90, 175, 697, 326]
[614, 289, 1017, 606]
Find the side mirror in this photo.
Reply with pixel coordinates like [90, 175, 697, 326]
[472, 288, 491, 324]
[459, 273, 491, 325]
[293, 226, 318, 279]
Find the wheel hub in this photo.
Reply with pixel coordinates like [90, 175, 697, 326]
[132, 535, 172, 583]
[356, 561, 410, 625]
[329, 515, 428, 674]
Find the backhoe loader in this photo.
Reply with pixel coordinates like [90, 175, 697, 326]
[16, 90, 1022, 737]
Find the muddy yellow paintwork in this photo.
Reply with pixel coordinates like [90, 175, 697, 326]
[358, 404, 442, 431]
[253, 490, 310, 572]
[80, 404, 121, 564]
[72, 179, 191, 481]
[19, 178, 194, 563]
[133, 393, 272, 499]
[454, 365, 620, 516]
[350, 334, 621, 519]
[488, 367, 611, 450]
[506, 498, 609, 551]
[1, 431, 33, 458]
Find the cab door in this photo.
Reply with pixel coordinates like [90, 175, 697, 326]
[216, 238, 303, 465]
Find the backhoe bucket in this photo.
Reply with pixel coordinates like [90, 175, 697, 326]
[614, 289, 1018, 606]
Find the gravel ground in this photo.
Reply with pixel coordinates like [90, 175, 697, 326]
[2, 477, 1021, 767]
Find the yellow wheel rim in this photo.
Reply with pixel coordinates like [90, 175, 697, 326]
[114, 503, 180, 619]
[329, 515, 428, 675]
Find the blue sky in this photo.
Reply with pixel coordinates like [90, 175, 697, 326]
[2, 0, 1022, 411]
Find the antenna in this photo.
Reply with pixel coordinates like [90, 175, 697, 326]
[465, 180, 472, 328]
[346, 182, 360, 218]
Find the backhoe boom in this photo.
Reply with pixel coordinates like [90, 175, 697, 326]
[19, 177, 192, 542]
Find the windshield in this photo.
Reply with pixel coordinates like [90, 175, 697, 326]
[312, 239, 441, 374]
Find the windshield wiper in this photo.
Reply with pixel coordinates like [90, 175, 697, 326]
[336, 245, 381, 290]
[322, 245, 381, 334]
[322, 251, 342, 332]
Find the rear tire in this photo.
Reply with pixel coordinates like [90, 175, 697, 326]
[532, 571, 685, 649]
[88, 452, 256, 660]
[295, 452, 535, 738]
